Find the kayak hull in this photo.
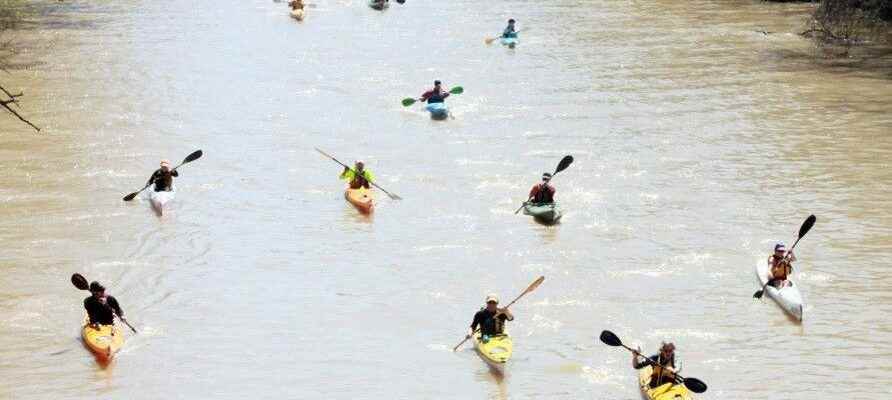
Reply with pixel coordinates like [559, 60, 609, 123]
[473, 332, 512, 373]
[290, 8, 304, 20]
[523, 202, 562, 224]
[425, 102, 449, 120]
[369, 0, 388, 10]
[150, 189, 175, 216]
[81, 316, 124, 363]
[501, 37, 518, 48]
[756, 260, 804, 321]
[345, 187, 374, 214]
[638, 366, 693, 400]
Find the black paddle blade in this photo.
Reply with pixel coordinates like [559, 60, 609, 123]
[554, 155, 573, 174]
[599, 330, 622, 347]
[682, 377, 708, 393]
[71, 273, 89, 290]
[122, 192, 139, 201]
[753, 290, 764, 299]
[183, 150, 203, 163]
[798, 214, 816, 238]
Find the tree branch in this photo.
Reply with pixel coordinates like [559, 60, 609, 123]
[0, 84, 40, 132]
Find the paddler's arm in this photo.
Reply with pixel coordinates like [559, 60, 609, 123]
[468, 313, 481, 338]
[339, 167, 352, 180]
[170, 170, 179, 177]
[631, 348, 651, 369]
[497, 308, 513, 321]
[146, 170, 159, 186]
[108, 296, 123, 318]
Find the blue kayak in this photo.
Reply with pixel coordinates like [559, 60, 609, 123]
[425, 102, 449, 120]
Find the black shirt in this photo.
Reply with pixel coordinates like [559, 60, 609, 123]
[470, 309, 512, 336]
[84, 295, 123, 325]
[148, 169, 178, 192]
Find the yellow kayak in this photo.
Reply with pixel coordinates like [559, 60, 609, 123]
[638, 366, 693, 400]
[473, 332, 512, 373]
[81, 316, 124, 363]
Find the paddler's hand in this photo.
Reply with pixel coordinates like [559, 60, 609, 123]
[466, 334, 471, 339]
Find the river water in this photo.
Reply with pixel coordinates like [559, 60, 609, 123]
[1, 0, 891, 399]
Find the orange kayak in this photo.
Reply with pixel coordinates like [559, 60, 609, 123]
[81, 315, 124, 363]
[345, 187, 374, 214]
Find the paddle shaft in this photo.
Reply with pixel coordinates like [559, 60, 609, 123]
[315, 148, 401, 200]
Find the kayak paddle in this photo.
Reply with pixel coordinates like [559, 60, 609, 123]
[71, 273, 138, 334]
[514, 155, 573, 215]
[452, 276, 545, 352]
[753, 214, 816, 299]
[123, 149, 203, 201]
[315, 147, 402, 200]
[401, 86, 463, 107]
[599, 330, 708, 394]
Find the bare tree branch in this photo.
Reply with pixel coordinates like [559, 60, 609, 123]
[0, 84, 40, 132]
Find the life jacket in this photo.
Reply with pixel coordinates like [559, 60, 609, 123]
[650, 353, 676, 387]
[350, 171, 370, 189]
[770, 255, 792, 281]
[479, 308, 504, 335]
[532, 183, 555, 203]
[153, 170, 174, 192]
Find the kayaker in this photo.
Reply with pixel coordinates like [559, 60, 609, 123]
[467, 294, 514, 340]
[502, 19, 517, 39]
[289, 0, 304, 10]
[527, 172, 556, 204]
[147, 159, 178, 192]
[768, 243, 796, 288]
[418, 80, 449, 105]
[633, 342, 679, 388]
[84, 281, 124, 328]
[340, 160, 375, 189]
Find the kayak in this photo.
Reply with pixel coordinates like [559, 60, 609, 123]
[522, 202, 562, 224]
[473, 332, 512, 373]
[501, 36, 518, 48]
[290, 8, 304, 21]
[345, 187, 374, 214]
[638, 366, 693, 400]
[149, 189, 175, 216]
[369, 0, 388, 10]
[425, 102, 448, 120]
[81, 316, 124, 363]
[756, 259, 804, 321]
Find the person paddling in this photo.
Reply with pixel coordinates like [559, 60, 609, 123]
[147, 159, 178, 192]
[84, 281, 124, 329]
[289, 0, 304, 11]
[502, 19, 518, 40]
[527, 172, 556, 204]
[768, 243, 796, 288]
[340, 160, 375, 189]
[419, 80, 450, 105]
[468, 294, 514, 342]
[633, 342, 679, 388]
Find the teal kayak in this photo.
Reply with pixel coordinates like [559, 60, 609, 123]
[523, 202, 562, 224]
[425, 102, 448, 120]
[501, 37, 517, 48]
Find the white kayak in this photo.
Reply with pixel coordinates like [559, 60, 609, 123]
[149, 189, 175, 216]
[756, 259, 804, 321]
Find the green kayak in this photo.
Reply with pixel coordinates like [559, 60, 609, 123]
[523, 202, 562, 224]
